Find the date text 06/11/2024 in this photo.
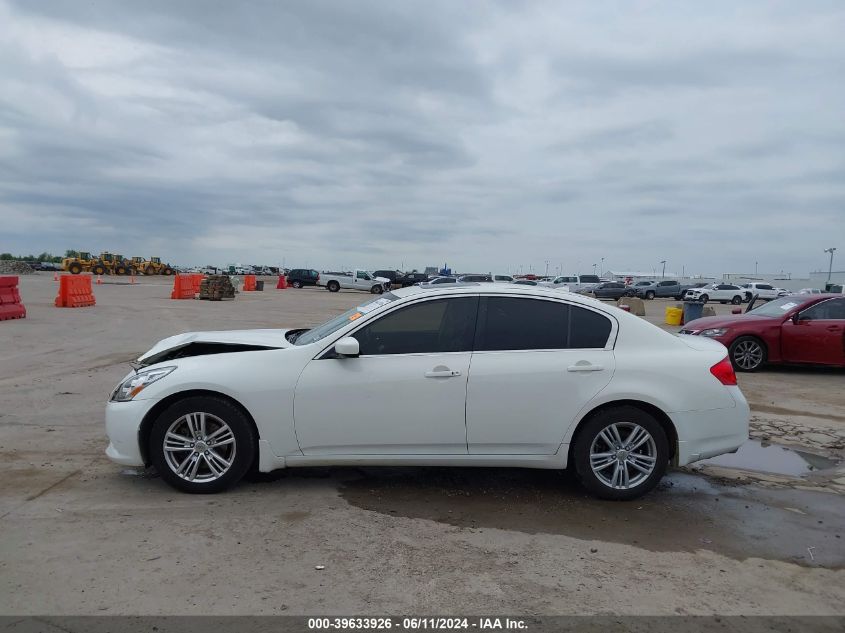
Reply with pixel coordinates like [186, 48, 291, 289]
[307, 617, 528, 630]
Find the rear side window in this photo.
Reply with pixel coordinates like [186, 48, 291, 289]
[354, 297, 478, 355]
[475, 297, 612, 351]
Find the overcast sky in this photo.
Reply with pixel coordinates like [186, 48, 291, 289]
[1, 1, 843, 276]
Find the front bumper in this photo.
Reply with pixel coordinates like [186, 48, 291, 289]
[104, 398, 158, 467]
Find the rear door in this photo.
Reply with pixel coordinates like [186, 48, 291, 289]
[465, 296, 615, 454]
[781, 298, 845, 366]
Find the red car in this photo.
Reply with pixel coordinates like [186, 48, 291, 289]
[680, 294, 845, 371]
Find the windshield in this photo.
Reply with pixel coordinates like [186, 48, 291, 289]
[747, 296, 804, 317]
[294, 292, 400, 345]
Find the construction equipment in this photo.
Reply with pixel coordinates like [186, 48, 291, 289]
[98, 252, 131, 275]
[62, 252, 106, 275]
[131, 256, 174, 276]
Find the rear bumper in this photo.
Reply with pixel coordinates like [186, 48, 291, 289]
[671, 387, 750, 466]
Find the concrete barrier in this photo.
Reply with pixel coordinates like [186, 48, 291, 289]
[702, 306, 717, 317]
[617, 296, 645, 316]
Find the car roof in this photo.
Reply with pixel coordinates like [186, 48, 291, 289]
[391, 282, 612, 309]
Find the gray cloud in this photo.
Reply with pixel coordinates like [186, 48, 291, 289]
[1, 0, 843, 277]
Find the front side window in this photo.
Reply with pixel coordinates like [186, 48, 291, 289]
[354, 297, 479, 355]
[475, 297, 612, 351]
[800, 298, 845, 320]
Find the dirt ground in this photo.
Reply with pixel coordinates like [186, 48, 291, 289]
[0, 273, 843, 615]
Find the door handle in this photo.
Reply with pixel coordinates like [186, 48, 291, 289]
[425, 368, 461, 378]
[567, 364, 604, 372]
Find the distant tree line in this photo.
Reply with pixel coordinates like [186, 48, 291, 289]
[0, 250, 79, 263]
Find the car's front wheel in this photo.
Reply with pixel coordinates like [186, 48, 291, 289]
[291, 280, 302, 288]
[645, 290, 655, 300]
[149, 396, 256, 494]
[573, 406, 669, 500]
[698, 294, 709, 303]
[729, 336, 766, 372]
[731, 295, 742, 305]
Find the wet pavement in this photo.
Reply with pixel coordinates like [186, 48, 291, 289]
[335, 466, 845, 568]
[700, 440, 841, 476]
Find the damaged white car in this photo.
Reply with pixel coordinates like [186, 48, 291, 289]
[106, 285, 749, 500]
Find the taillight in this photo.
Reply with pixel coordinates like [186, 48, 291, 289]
[316, 274, 320, 282]
[710, 356, 737, 386]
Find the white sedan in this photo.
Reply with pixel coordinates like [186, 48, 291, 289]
[105, 285, 749, 500]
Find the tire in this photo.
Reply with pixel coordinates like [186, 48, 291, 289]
[327, 281, 340, 292]
[163, 267, 173, 276]
[145, 266, 155, 276]
[698, 294, 709, 303]
[68, 263, 82, 274]
[115, 265, 126, 275]
[92, 264, 105, 275]
[371, 285, 383, 294]
[149, 396, 256, 494]
[291, 280, 302, 288]
[573, 406, 669, 501]
[731, 295, 742, 305]
[729, 336, 767, 372]
[745, 292, 752, 302]
[645, 291, 655, 300]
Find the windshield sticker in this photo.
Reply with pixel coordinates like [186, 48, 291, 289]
[357, 298, 391, 314]
[348, 312, 362, 321]
[779, 302, 798, 311]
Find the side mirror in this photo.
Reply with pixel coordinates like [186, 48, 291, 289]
[335, 337, 360, 357]
[791, 312, 800, 324]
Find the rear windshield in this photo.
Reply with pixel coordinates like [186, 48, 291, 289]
[294, 292, 400, 345]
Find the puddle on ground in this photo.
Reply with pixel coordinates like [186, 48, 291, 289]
[325, 467, 845, 568]
[697, 440, 840, 476]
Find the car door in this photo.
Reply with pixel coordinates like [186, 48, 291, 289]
[293, 296, 479, 454]
[465, 296, 616, 454]
[781, 298, 845, 366]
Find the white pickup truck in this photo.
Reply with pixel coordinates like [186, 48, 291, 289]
[319, 269, 391, 294]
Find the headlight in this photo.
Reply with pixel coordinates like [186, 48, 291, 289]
[698, 328, 729, 337]
[111, 366, 176, 402]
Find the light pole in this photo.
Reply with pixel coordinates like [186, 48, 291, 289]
[592, 263, 597, 275]
[660, 260, 666, 278]
[825, 247, 837, 282]
[545, 260, 549, 277]
[600, 257, 605, 276]
[755, 261, 758, 275]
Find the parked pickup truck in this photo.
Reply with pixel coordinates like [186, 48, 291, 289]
[634, 280, 695, 300]
[319, 269, 391, 294]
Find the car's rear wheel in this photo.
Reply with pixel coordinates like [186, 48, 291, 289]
[729, 336, 766, 372]
[573, 406, 669, 500]
[149, 396, 256, 494]
[327, 281, 340, 292]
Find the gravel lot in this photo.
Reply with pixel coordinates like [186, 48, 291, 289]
[1, 274, 843, 615]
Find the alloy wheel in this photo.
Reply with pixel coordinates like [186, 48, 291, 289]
[732, 340, 763, 370]
[163, 412, 236, 482]
[589, 422, 657, 490]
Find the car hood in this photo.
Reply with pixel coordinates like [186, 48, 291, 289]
[681, 314, 775, 331]
[139, 329, 292, 364]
